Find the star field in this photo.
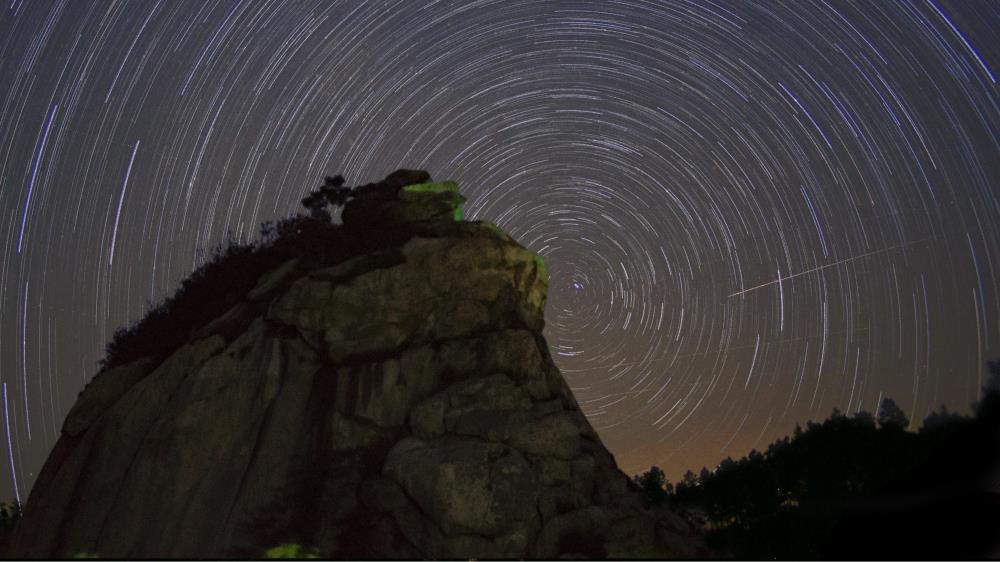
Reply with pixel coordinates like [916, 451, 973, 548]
[1, 0, 999, 502]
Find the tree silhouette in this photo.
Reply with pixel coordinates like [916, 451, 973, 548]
[853, 409, 875, 426]
[876, 396, 909, 429]
[975, 359, 1000, 417]
[301, 174, 353, 221]
[633, 465, 668, 506]
[921, 404, 963, 431]
[986, 360, 1000, 393]
[716, 456, 737, 473]
[681, 469, 697, 487]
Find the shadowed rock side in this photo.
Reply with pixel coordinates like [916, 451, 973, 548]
[8, 170, 706, 559]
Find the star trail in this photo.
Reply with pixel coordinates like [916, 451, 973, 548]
[1, 0, 999, 502]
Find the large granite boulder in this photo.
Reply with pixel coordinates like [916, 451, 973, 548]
[6, 170, 706, 559]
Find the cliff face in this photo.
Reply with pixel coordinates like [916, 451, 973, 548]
[8, 171, 704, 558]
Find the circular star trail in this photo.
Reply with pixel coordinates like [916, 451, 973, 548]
[2, 0, 999, 501]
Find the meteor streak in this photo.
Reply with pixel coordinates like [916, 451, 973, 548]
[729, 239, 933, 298]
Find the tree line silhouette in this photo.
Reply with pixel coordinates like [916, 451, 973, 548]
[635, 360, 1000, 559]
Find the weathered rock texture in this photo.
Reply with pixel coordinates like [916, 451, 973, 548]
[8, 171, 705, 559]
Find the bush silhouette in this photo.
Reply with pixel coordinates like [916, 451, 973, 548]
[301, 174, 353, 221]
[99, 174, 420, 371]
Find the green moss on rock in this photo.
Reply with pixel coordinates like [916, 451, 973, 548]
[401, 181, 459, 193]
[263, 543, 320, 558]
[532, 253, 548, 280]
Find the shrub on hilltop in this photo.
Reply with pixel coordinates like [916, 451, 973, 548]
[100, 175, 398, 370]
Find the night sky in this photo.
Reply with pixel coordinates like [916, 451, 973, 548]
[2, 0, 999, 505]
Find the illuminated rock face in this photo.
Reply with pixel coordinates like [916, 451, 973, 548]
[8, 171, 705, 559]
[341, 170, 467, 228]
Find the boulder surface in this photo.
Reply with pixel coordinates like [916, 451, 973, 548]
[7, 171, 706, 559]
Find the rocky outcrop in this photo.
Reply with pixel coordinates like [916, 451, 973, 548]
[7, 170, 705, 559]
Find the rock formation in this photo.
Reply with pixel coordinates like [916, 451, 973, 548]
[7, 170, 705, 558]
